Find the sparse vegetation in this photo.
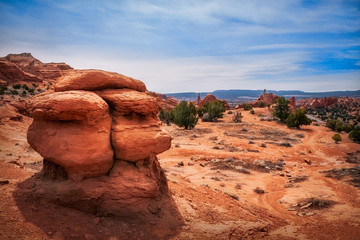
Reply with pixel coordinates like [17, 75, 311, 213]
[244, 103, 253, 111]
[250, 109, 255, 115]
[232, 111, 242, 123]
[13, 84, 21, 89]
[171, 101, 198, 129]
[11, 89, 18, 95]
[286, 108, 312, 129]
[298, 198, 336, 209]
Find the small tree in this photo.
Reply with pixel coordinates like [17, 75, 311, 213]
[201, 100, 226, 122]
[171, 101, 198, 129]
[286, 108, 312, 129]
[332, 134, 342, 144]
[273, 97, 290, 122]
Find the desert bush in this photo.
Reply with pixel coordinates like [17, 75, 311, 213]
[273, 97, 290, 122]
[254, 187, 265, 194]
[10, 89, 18, 95]
[201, 100, 226, 122]
[232, 112, 242, 123]
[12, 84, 21, 89]
[171, 101, 198, 129]
[159, 109, 172, 125]
[227, 110, 233, 114]
[342, 123, 354, 133]
[332, 134, 342, 143]
[28, 88, 35, 93]
[22, 84, 29, 90]
[22, 90, 27, 95]
[286, 108, 312, 129]
[349, 130, 360, 143]
[244, 104, 253, 110]
[259, 101, 266, 108]
[225, 192, 239, 201]
[250, 109, 255, 115]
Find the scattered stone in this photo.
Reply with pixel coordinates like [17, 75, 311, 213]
[235, 184, 242, 190]
[284, 183, 294, 188]
[297, 212, 306, 217]
[248, 140, 255, 144]
[260, 143, 267, 148]
[200, 163, 205, 167]
[187, 162, 194, 166]
[287, 208, 296, 211]
[254, 187, 265, 194]
[220, 183, 225, 187]
[242, 128, 248, 132]
[0, 180, 9, 185]
[247, 149, 260, 153]
[279, 173, 285, 177]
[279, 142, 292, 147]
[286, 170, 290, 173]
[177, 161, 184, 167]
[286, 174, 292, 178]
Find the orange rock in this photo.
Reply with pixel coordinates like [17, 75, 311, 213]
[27, 91, 114, 180]
[111, 125, 171, 162]
[55, 70, 146, 92]
[98, 89, 158, 116]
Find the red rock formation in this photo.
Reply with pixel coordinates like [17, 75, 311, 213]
[198, 93, 231, 110]
[27, 91, 114, 181]
[26, 70, 180, 224]
[147, 92, 179, 111]
[55, 69, 146, 92]
[289, 96, 296, 111]
[0, 53, 73, 86]
[0, 59, 42, 84]
[4, 53, 72, 82]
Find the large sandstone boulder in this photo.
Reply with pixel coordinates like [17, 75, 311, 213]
[25, 69, 179, 225]
[55, 70, 146, 92]
[27, 91, 114, 181]
[98, 89, 171, 162]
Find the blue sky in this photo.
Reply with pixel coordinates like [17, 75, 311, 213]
[0, 0, 359, 93]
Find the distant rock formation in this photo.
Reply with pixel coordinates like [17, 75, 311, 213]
[197, 93, 231, 110]
[147, 92, 179, 111]
[26, 70, 181, 224]
[236, 89, 296, 111]
[0, 53, 73, 85]
[298, 97, 338, 109]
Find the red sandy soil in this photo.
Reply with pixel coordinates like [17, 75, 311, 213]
[1, 105, 359, 239]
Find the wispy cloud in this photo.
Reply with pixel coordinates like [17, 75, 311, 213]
[0, 0, 359, 92]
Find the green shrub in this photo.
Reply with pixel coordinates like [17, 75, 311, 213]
[159, 109, 172, 125]
[332, 134, 342, 143]
[13, 84, 21, 89]
[286, 108, 312, 129]
[259, 101, 266, 108]
[342, 123, 354, 133]
[326, 119, 337, 130]
[171, 101, 198, 129]
[28, 88, 35, 93]
[201, 100, 226, 122]
[11, 89, 18, 95]
[273, 97, 291, 122]
[22, 90, 27, 95]
[250, 109, 255, 115]
[244, 104, 253, 111]
[349, 130, 360, 143]
[22, 84, 29, 90]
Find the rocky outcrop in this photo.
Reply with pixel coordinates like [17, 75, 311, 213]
[0, 59, 42, 84]
[197, 93, 231, 110]
[54, 70, 146, 92]
[27, 91, 114, 180]
[299, 97, 338, 109]
[26, 70, 179, 224]
[0, 53, 72, 85]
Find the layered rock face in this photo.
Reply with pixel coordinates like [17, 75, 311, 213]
[0, 53, 73, 84]
[26, 70, 178, 222]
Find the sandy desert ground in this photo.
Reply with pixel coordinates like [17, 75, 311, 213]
[0, 104, 359, 240]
